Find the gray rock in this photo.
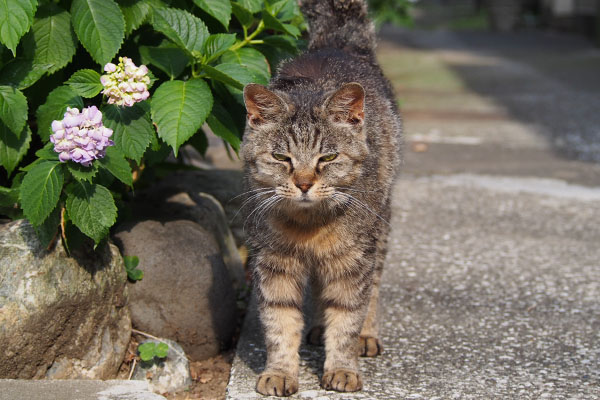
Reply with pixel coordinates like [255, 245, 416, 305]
[132, 338, 191, 394]
[139, 169, 245, 245]
[0, 220, 131, 379]
[129, 190, 246, 290]
[113, 219, 237, 360]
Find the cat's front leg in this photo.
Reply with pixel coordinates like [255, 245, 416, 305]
[254, 252, 306, 396]
[319, 258, 373, 392]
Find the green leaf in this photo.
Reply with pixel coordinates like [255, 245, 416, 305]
[102, 102, 153, 163]
[33, 204, 60, 248]
[237, 0, 262, 13]
[152, 7, 209, 55]
[0, 59, 53, 90]
[35, 143, 59, 160]
[155, 342, 168, 358]
[66, 69, 103, 98]
[36, 86, 84, 141]
[98, 146, 132, 186]
[119, 0, 151, 36]
[67, 161, 99, 182]
[23, 4, 77, 74]
[71, 0, 125, 66]
[262, 10, 299, 37]
[65, 181, 117, 244]
[20, 160, 64, 226]
[0, 123, 32, 176]
[271, 0, 299, 22]
[138, 342, 156, 361]
[0, 0, 37, 56]
[192, 0, 231, 29]
[203, 33, 236, 62]
[206, 102, 240, 152]
[123, 255, 139, 269]
[202, 63, 251, 90]
[139, 45, 190, 79]
[0, 85, 27, 135]
[221, 47, 270, 85]
[262, 34, 298, 53]
[151, 79, 213, 156]
[231, 3, 253, 28]
[124, 254, 143, 281]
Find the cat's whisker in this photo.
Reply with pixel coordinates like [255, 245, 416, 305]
[334, 186, 382, 194]
[244, 194, 281, 232]
[231, 190, 277, 223]
[228, 187, 274, 203]
[333, 191, 391, 227]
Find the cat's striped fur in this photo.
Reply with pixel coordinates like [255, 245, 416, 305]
[241, 0, 402, 395]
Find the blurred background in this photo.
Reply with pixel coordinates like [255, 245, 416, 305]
[365, 0, 600, 184]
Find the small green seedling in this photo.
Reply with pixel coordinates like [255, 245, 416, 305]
[124, 255, 143, 281]
[138, 342, 169, 362]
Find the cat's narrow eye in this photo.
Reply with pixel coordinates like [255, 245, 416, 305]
[272, 153, 291, 162]
[319, 153, 338, 162]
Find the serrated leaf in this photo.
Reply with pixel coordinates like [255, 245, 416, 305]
[0, 85, 28, 135]
[67, 161, 99, 182]
[151, 79, 213, 156]
[20, 160, 64, 226]
[152, 7, 209, 55]
[0, 59, 53, 90]
[221, 47, 270, 85]
[98, 146, 132, 186]
[231, 3, 253, 28]
[202, 63, 249, 90]
[237, 0, 262, 13]
[155, 342, 168, 358]
[36, 86, 84, 141]
[139, 45, 190, 79]
[0, 0, 37, 56]
[119, 0, 151, 36]
[262, 10, 299, 37]
[35, 143, 59, 160]
[65, 181, 117, 244]
[34, 204, 60, 248]
[192, 0, 231, 29]
[206, 102, 240, 152]
[262, 34, 298, 53]
[203, 33, 236, 62]
[271, 0, 299, 22]
[102, 102, 153, 163]
[0, 123, 32, 176]
[66, 69, 103, 98]
[71, 0, 125, 66]
[23, 4, 77, 74]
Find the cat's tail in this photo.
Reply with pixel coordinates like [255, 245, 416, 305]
[299, 0, 376, 56]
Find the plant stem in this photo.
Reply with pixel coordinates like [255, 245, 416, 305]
[230, 20, 265, 52]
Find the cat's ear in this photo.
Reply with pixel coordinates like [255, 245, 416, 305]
[243, 84, 287, 129]
[324, 82, 365, 127]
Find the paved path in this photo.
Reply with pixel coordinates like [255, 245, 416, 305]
[0, 380, 165, 400]
[226, 28, 600, 399]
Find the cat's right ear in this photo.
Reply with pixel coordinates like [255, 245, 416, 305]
[243, 84, 287, 129]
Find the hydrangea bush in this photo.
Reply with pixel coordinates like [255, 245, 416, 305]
[0, 0, 304, 248]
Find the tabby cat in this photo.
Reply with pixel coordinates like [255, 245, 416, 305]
[241, 0, 401, 395]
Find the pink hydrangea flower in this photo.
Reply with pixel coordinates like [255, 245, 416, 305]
[50, 106, 114, 167]
[101, 57, 150, 107]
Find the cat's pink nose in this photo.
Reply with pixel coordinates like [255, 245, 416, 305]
[296, 182, 313, 193]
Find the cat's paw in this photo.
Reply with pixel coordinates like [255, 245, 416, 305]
[321, 369, 363, 392]
[256, 371, 298, 397]
[306, 326, 324, 346]
[359, 335, 382, 357]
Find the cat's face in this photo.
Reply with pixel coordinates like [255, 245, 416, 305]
[242, 83, 368, 210]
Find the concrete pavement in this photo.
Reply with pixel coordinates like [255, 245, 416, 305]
[226, 28, 600, 399]
[0, 380, 166, 400]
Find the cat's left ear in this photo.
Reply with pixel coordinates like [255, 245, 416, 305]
[323, 82, 365, 128]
